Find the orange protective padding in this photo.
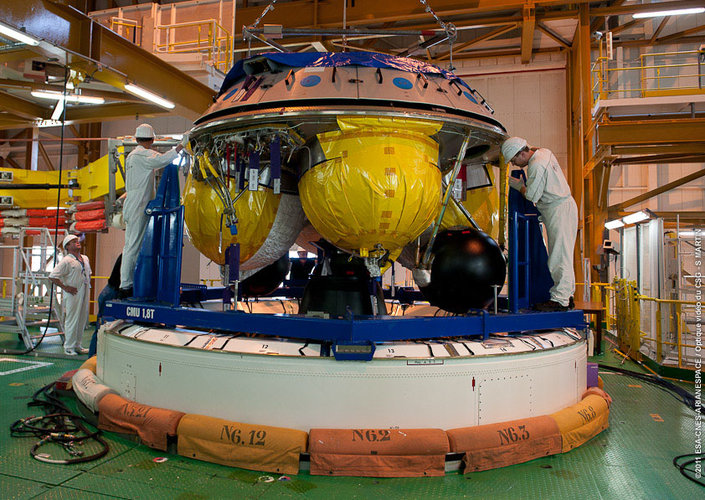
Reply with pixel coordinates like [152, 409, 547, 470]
[79, 356, 97, 374]
[74, 209, 104, 221]
[310, 428, 449, 455]
[311, 454, 445, 477]
[74, 219, 106, 232]
[447, 416, 562, 473]
[308, 428, 449, 477]
[176, 414, 308, 475]
[26, 208, 66, 216]
[551, 394, 609, 453]
[597, 376, 604, 389]
[55, 369, 79, 392]
[582, 387, 613, 407]
[98, 394, 185, 451]
[28, 217, 67, 227]
[75, 200, 105, 211]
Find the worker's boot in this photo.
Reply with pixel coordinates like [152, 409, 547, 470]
[534, 300, 568, 312]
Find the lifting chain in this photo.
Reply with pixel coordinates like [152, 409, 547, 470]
[251, 0, 278, 29]
[419, 0, 457, 70]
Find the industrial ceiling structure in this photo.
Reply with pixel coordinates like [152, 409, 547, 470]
[0, 1, 703, 132]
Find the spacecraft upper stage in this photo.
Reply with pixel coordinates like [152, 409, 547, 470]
[185, 52, 507, 292]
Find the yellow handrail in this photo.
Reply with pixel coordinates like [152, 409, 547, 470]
[156, 20, 231, 73]
[592, 47, 704, 103]
[588, 279, 699, 370]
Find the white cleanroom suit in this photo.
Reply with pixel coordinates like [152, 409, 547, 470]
[119, 145, 179, 289]
[50, 252, 91, 352]
[523, 148, 578, 307]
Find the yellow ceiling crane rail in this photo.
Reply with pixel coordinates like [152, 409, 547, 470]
[0, 153, 123, 209]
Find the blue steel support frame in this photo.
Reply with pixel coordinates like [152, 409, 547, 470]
[105, 300, 585, 343]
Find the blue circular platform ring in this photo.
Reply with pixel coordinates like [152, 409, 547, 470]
[463, 91, 478, 104]
[393, 77, 413, 90]
[301, 75, 321, 87]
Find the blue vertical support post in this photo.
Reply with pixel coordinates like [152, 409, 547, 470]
[133, 164, 184, 306]
[507, 171, 553, 312]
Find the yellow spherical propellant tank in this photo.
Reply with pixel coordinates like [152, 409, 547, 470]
[183, 153, 281, 265]
[440, 165, 499, 240]
[298, 116, 442, 257]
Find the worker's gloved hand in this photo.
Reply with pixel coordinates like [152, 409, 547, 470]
[180, 132, 190, 148]
[508, 176, 525, 191]
[412, 268, 432, 288]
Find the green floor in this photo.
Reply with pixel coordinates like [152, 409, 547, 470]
[0, 336, 701, 499]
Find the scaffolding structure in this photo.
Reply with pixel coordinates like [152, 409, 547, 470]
[0, 228, 66, 349]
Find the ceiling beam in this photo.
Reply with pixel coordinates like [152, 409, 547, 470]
[0, 47, 38, 63]
[608, 168, 705, 213]
[0, 91, 49, 120]
[536, 22, 570, 48]
[609, 18, 646, 36]
[614, 35, 705, 48]
[435, 24, 518, 60]
[37, 140, 54, 170]
[656, 23, 705, 44]
[612, 153, 705, 164]
[234, 1, 590, 31]
[521, 4, 536, 63]
[650, 16, 671, 43]
[648, 211, 705, 222]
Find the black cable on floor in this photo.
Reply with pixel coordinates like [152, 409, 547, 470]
[598, 363, 703, 415]
[600, 363, 704, 488]
[673, 454, 705, 487]
[10, 381, 109, 464]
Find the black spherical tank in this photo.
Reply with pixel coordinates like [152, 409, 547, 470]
[240, 254, 291, 297]
[421, 228, 506, 313]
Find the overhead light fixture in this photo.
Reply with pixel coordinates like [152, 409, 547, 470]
[604, 219, 625, 230]
[311, 41, 326, 52]
[678, 231, 697, 238]
[124, 83, 175, 109]
[633, 7, 705, 19]
[31, 90, 105, 104]
[0, 23, 40, 46]
[622, 210, 650, 225]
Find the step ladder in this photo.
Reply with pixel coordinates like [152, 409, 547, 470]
[0, 227, 67, 350]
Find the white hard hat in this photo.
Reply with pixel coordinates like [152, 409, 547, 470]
[501, 136, 528, 162]
[62, 234, 79, 249]
[135, 123, 155, 139]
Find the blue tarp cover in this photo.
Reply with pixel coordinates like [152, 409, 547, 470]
[219, 51, 471, 95]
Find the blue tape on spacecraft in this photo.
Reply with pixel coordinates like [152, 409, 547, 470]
[219, 51, 471, 96]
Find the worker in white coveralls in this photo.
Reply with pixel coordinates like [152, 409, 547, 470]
[49, 234, 92, 355]
[119, 124, 185, 297]
[502, 137, 578, 312]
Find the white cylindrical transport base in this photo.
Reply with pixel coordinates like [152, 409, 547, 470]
[98, 322, 586, 431]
